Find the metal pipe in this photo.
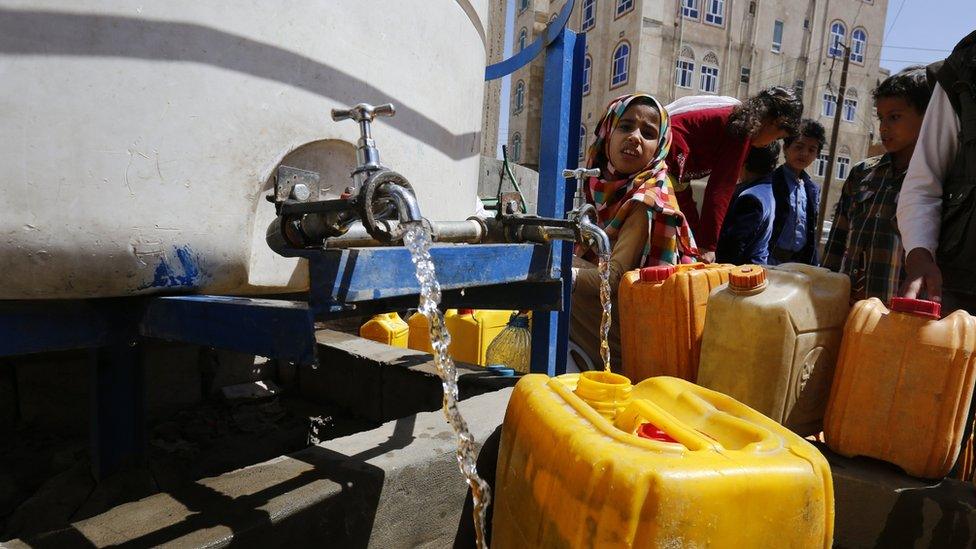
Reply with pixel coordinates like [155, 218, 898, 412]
[324, 219, 485, 248]
[579, 218, 610, 258]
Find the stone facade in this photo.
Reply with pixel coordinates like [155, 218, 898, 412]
[481, 0, 509, 157]
[502, 0, 888, 213]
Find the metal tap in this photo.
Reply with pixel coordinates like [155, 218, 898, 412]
[562, 167, 600, 211]
[331, 103, 396, 193]
[562, 168, 609, 257]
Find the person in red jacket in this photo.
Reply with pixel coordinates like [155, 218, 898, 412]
[666, 86, 803, 257]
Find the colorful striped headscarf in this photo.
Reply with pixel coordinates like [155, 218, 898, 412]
[583, 94, 699, 266]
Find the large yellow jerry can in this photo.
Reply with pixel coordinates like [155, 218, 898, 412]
[407, 309, 512, 365]
[359, 312, 409, 348]
[492, 371, 834, 548]
[824, 297, 976, 478]
[618, 263, 734, 382]
[697, 264, 850, 436]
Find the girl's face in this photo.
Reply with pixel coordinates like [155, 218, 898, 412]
[751, 116, 790, 147]
[607, 102, 660, 176]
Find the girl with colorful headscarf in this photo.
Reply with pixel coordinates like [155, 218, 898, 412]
[569, 93, 699, 371]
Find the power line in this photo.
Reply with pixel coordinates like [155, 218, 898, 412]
[882, 45, 951, 52]
[883, 0, 910, 47]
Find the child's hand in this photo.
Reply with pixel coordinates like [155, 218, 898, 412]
[901, 247, 942, 302]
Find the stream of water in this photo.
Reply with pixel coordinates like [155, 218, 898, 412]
[598, 253, 612, 372]
[402, 223, 492, 549]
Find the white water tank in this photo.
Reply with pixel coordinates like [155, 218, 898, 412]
[0, 0, 488, 298]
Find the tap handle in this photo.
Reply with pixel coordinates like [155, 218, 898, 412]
[562, 167, 600, 180]
[331, 103, 397, 123]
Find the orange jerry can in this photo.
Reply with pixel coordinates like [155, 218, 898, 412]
[618, 263, 734, 382]
[824, 297, 976, 478]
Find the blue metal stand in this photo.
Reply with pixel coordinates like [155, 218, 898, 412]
[486, 0, 584, 375]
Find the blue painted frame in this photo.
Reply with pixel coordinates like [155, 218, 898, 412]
[486, 0, 585, 375]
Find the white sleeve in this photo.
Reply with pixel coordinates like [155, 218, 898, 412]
[897, 82, 960, 255]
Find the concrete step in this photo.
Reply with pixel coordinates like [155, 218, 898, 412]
[4, 387, 513, 548]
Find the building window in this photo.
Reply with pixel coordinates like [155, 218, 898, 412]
[514, 80, 525, 113]
[677, 61, 695, 88]
[511, 133, 522, 162]
[829, 21, 846, 58]
[843, 90, 858, 122]
[582, 0, 596, 31]
[518, 27, 528, 52]
[700, 53, 719, 93]
[822, 92, 837, 117]
[582, 55, 592, 95]
[611, 42, 630, 88]
[851, 28, 867, 63]
[705, 0, 724, 25]
[772, 20, 784, 53]
[682, 0, 700, 19]
[579, 124, 587, 162]
[815, 153, 829, 178]
[616, 0, 634, 17]
[837, 156, 850, 179]
[740, 66, 751, 83]
[519, 0, 529, 13]
[794, 79, 805, 93]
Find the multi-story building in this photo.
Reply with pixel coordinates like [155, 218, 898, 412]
[503, 0, 888, 215]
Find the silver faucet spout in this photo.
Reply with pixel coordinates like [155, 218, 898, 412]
[382, 182, 423, 224]
[579, 217, 610, 258]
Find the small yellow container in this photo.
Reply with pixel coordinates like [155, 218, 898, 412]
[697, 263, 850, 436]
[618, 262, 734, 382]
[359, 312, 409, 348]
[407, 309, 513, 365]
[492, 373, 834, 548]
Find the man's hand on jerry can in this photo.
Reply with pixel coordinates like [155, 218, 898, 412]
[901, 247, 943, 302]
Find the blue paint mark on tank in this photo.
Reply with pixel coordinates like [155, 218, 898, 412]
[140, 246, 206, 289]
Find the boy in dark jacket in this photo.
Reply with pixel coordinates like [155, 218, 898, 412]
[768, 119, 826, 265]
[715, 142, 781, 265]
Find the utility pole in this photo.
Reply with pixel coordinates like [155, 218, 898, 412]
[816, 42, 850, 246]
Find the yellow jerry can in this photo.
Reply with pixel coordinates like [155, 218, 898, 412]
[492, 372, 834, 548]
[359, 312, 409, 348]
[618, 262, 734, 382]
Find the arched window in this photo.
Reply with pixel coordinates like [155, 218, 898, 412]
[519, 0, 529, 13]
[582, 55, 592, 95]
[822, 91, 837, 117]
[578, 124, 587, 162]
[828, 21, 846, 58]
[837, 151, 851, 179]
[843, 88, 858, 122]
[581, 0, 596, 31]
[514, 80, 525, 113]
[511, 133, 522, 162]
[611, 42, 630, 87]
[518, 27, 528, 52]
[851, 28, 867, 63]
[616, 0, 634, 16]
[700, 52, 720, 93]
[676, 47, 696, 88]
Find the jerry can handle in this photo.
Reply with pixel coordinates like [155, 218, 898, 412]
[613, 400, 713, 451]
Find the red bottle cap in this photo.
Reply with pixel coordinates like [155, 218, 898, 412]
[639, 265, 676, 283]
[636, 422, 679, 443]
[457, 308, 475, 315]
[889, 297, 941, 319]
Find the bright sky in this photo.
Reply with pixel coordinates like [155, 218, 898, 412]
[879, 0, 975, 74]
